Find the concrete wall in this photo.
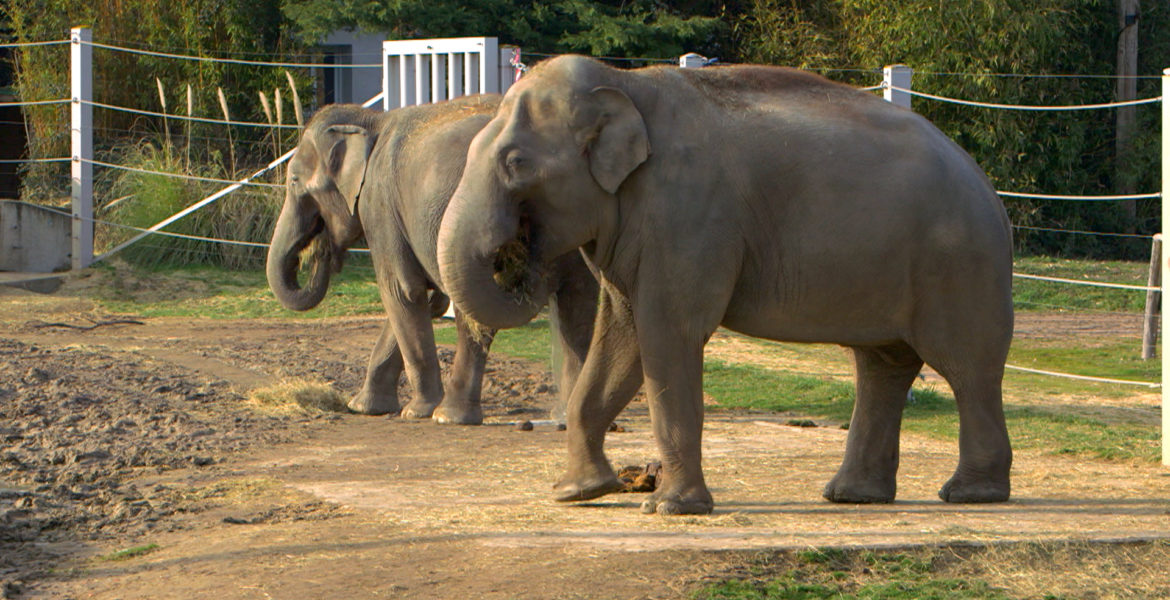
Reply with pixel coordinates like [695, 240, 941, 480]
[0, 200, 71, 273]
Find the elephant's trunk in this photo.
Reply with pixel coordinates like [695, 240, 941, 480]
[266, 195, 334, 311]
[438, 190, 547, 329]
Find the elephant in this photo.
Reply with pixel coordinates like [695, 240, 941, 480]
[266, 95, 597, 424]
[437, 56, 1014, 514]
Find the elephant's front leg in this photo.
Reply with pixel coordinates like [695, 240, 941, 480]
[432, 313, 491, 425]
[547, 253, 600, 423]
[637, 324, 713, 515]
[554, 288, 643, 502]
[384, 288, 445, 419]
[348, 318, 405, 415]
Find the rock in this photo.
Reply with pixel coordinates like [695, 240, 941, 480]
[72, 449, 111, 464]
[2, 580, 24, 599]
[515, 420, 534, 431]
[21, 368, 50, 385]
[785, 419, 817, 428]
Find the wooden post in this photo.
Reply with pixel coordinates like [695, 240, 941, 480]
[1143, 234, 1161, 359]
[70, 26, 93, 270]
[1161, 67, 1169, 467]
[883, 65, 913, 110]
[1117, 0, 1140, 229]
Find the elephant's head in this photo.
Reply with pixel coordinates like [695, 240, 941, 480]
[438, 56, 649, 328]
[266, 105, 376, 311]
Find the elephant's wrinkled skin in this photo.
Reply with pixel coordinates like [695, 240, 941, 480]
[266, 97, 596, 424]
[438, 57, 1013, 513]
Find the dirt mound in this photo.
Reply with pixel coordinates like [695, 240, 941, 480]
[0, 338, 308, 584]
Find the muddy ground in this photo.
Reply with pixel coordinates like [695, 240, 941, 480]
[1, 282, 1169, 599]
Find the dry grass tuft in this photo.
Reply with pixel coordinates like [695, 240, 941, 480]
[967, 540, 1170, 599]
[248, 379, 349, 415]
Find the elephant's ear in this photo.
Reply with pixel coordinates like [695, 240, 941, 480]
[325, 124, 372, 216]
[586, 87, 650, 194]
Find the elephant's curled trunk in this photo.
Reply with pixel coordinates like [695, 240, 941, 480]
[266, 200, 334, 312]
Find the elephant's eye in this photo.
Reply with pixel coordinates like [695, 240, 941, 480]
[501, 148, 534, 190]
[505, 153, 526, 174]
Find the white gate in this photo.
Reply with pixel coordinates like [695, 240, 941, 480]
[382, 37, 519, 110]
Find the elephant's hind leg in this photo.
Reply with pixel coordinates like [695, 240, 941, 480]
[349, 319, 405, 415]
[934, 364, 1011, 503]
[433, 313, 490, 425]
[823, 343, 923, 503]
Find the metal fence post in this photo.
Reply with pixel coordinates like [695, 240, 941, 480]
[70, 26, 93, 270]
[1161, 67, 1169, 467]
[883, 64, 913, 110]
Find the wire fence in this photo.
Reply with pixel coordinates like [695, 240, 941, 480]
[1, 36, 1164, 392]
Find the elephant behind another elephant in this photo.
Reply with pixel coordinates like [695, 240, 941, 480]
[266, 96, 596, 424]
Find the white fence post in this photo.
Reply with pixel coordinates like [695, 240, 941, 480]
[382, 37, 516, 111]
[70, 26, 93, 270]
[1161, 67, 1169, 467]
[883, 64, 913, 110]
[679, 53, 707, 68]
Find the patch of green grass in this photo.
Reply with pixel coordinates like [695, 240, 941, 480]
[88, 261, 383, 319]
[696, 550, 1011, 600]
[1008, 339, 1159, 386]
[699, 542, 1170, 600]
[434, 318, 559, 366]
[703, 359, 1160, 462]
[1012, 255, 1149, 313]
[100, 543, 160, 562]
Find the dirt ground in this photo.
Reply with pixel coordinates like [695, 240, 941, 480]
[1, 281, 1169, 599]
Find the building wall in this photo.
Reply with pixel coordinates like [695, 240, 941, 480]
[321, 30, 387, 106]
[0, 200, 71, 273]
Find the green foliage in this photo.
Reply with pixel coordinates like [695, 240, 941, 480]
[1, 0, 312, 203]
[100, 140, 281, 268]
[282, 0, 727, 60]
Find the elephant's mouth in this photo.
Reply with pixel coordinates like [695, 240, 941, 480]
[491, 211, 543, 305]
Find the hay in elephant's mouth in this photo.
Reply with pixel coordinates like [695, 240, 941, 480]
[491, 216, 537, 305]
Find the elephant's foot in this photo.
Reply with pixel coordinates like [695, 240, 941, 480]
[400, 399, 440, 419]
[553, 473, 624, 502]
[347, 389, 400, 416]
[822, 471, 896, 504]
[431, 402, 483, 425]
[938, 473, 1010, 503]
[639, 484, 714, 516]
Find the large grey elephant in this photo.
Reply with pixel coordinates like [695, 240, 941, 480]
[437, 56, 1014, 514]
[266, 96, 596, 424]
